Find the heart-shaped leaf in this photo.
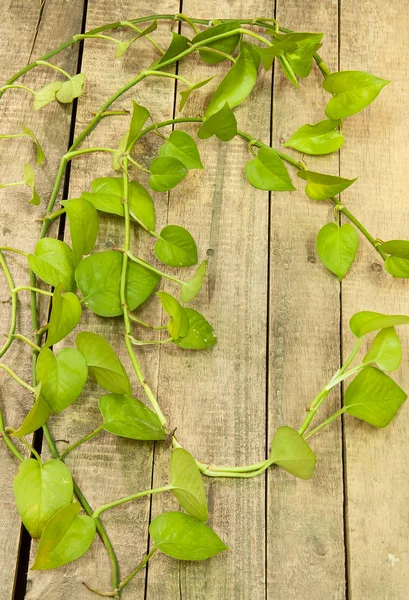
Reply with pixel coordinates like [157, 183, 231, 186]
[198, 103, 237, 142]
[32, 503, 96, 570]
[157, 292, 189, 340]
[204, 59, 257, 117]
[126, 100, 150, 151]
[99, 393, 165, 440]
[192, 21, 240, 64]
[269, 426, 316, 479]
[155, 225, 198, 267]
[349, 311, 409, 337]
[45, 283, 82, 348]
[323, 70, 389, 120]
[28, 238, 75, 291]
[316, 223, 358, 280]
[381, 240, 409, 259]
[179, 77, 214, 111]
[284, 119, 344, 155]
[56, 73, 86, 104]
[159, 131, 203, 170]
[364, 328, 402, 372]
[23, 163, 40, 206]
[173, 308, 216, 350]
[384, 256, 409, 278]
[157, 32, 190, 66]
[180, 259, 208, 303]
[149, 512, 228, 560]
[22, 125, 45, 165]
[33, 81, 62, 110]
[297, 170, 356, 200]
[61, 197, 99, 266]
[245, 147, 295, 191]
[258, 32, 323, 75]
[13, 387, 50, 437]
[149, 157, 187, 192]
[169, 448, 208, 521]
[13, 459, 73, 539]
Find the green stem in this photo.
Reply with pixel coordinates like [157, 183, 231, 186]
[0, 181, 25, 189]
[36, 60, 72, 80]
[93, 485, 172, 519]
[0, 84, 35, 97]
[0, 364, 35, 392]
[64, 147, 115, 161]
[121, 22, 165, 55]
[128, 336, 172, 346]
[12, 433, 42, 462]
[46, 207, 66, 222]
[12, 285, 53, 297]
[11, 334, 41, 352]
[304, 407, 348, 440]
[0, 246, 28, 256]
[126, 251, 184, 284]
[128, 314, 168, 330]
[0, 407, 24, 462]
[119, 547, 158, 590]
[0, 252, 18, 359]
[59, 424, 104, 459]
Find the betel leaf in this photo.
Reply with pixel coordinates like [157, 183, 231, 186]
[61, 197, 99, 266]
[159, 131, 203, 170]
[192, 21, 241, 64]
[169, 448, 208, 521]
[149, 157, 187, 192]
[75, 251, 159, 317]
[204, 59, 257, 118]
[344, 366, 407, 428]
[13, 387, 50, 437]
[297, 170, 356, 200]
[33, 81, 62, 110]
[28, 238, 75, 291]
[149, 512, 228, 560]
[157, 32, 190, 67]
[349, 311, 409, 337]
[179, 77, 214, 112]
[155, 225, 198, 267]
[269, 426, 316, 479]
[56, 73, 86, 104]
[323, 70, 389, 120]
[364, 328, 402, 372]
[76, 331, 131, 395]
[13, 459, 73, 539]
[98, 394, 165, 440]
[36, 347, 88, 414]
[198, 102, 237, 142]
[245, 147, 295, 191]
[180, 259, 208, 303]
[316, 223, 358, 281]
[22, 125, 45, 165]
[381, 240, 409, 259]
[157, 291, 189, 340]
[173, 308, 216, 350]
[82, 177, 155, 231]
[32, 503, 96, 570]
[23, 163, 40, 206]
[126, 100, 150, 151]
[284, 119, 344, 155]
[384, 256, 409, 278]
[45, 283, 82, 348]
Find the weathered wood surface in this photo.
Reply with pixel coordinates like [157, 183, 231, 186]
[0, 1, 408, 599]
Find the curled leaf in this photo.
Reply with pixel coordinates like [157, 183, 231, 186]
[22, 125, 45, 164]
[297, 170, 356, 201]
[245, 147, 295, 191]
[180, 259, 208, 303]
[198, 102, 237, 142]
[56, 73, 86, 104]
[23, 163, 40, 206]
[157, 291, 189, 339]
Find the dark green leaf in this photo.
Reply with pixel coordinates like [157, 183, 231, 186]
[28, 238, 75, 291]
[284, 119, 344, 155]
[159, 131, 203, 170]
[126, 100, 150, 151]
[173, 308, 216, 350]
[99, 393, 165, 440]
[349, 311, 409, 337]
[149, 157, 187, 192]
[269, 426, 316, 479]
[384, 256, 409, 278]
[316, 223, 358, 280]
[45, 283, 82, 348]
[192, 21, 241, 64]
[155, 225, 198, 267]
[169, 448, 208, 521]
[157, 32, 190, 66]
[297, 170, 356, 200]
[33, 81, 62, 110]
[364, 328, 402, 372]
[61, 197, 99, 266]
[245, 147, 295, 191]
[22, 125, 45, 165]
[157, 291, 189, 339]
[323, 70, 389, 120]
[56, 73, 86, 104]
[179, 77, 214, 112]
[204, 59, 257, 117]
[180, 259, 208, 303]
[198, 102, 237, 142]
[381, 240, 409, 259]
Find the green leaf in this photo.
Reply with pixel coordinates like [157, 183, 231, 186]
[157, 291, 189, 339]
[13, 459, 73, 539]
[173, 308, 216, 350]
[316, 223, 358, 280]
[83, 177, 155, 231]
[149, 512, 228, 560]
[61, 197, 99, 266]
[198, 102, 237, 142]
[28, 238, 75, 291]
[278, 56, 298, 88]
[115, 21, 158, 58]
[33, 81, 62, 110]
[169, 448, 208, 521]
[345, 366, 407, 428]
[297, 170, 356, 200]
[36, 347, 88, 413]
[238, 41, 261, 69]
[155, 225, 198, 268]
[245, 147, 295, 191]
[75, 251, 159, 317]
[32, 503, 96, 570]
[364, 328, 402, 372]
[284, 119, 344, 155]
[76, 331, 131, 395]
[159, 131, 203, 170]
[323, 70, 390, 120]
[179, 77, 214, 112]
[22, 125, 45, 165]
[126, 100, 150, 150]
[349, 311, 409, 337]
[381, 240, 409, 259]
[269, 426, 316, 479]
[45, 283, 82, 348]
[192, 21, 241, 64]
[112, 132, 128, 171]
[149, 157, 187, 192]
[204, 59, 257, 118]
[56, 73, 86, 104]
[258, 32, 323, 74]
[99, 393, 165, 440]
[384, 256, 409, 278]
[23, 163, 40, 206]
[180, 259, 208, 303]
[13, 388, 51, 437]
[157, 32, 190, 66]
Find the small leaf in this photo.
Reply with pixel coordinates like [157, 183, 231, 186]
[23, 163, 40, 206]
[32, 503, 96, 570]
[149, 157, 187, 192]
[169, 448, 208, 521]
[28, 238, 75, 291]
[76, 331, 131, 395]
[22, 125, 45, 165]
[345, 366, 407, 428]
[245, 147, 295, 191]
[14, 388, 50, 437]
[297, 170, 356, 200]
[157, 291, 189, 339]
[149, 512, 228, 560]
[33, 81, 62, 110]
[56, 73, 86, 104]
[13, 459, 73, 539]
[278, 56, 298, 88]
[349, 311, 409, 337]
[126, 100, 150, 151]
[157, 32, 190, 67]
[159, 131, 203, 170]
[323, 70, 389, 120]
[381, 240, 409, 259]
[155, 225, 198, 267]
[284, 119, 344, 155]
[316, 223, 358, 280]
[45, 283, 82, 347]
[99, 394, 165, 440]
[192, 21, 241, 64]
[112, 132, 128, 171]
[198, 103, 237, 142]
[180, 259, 208, 303]
[269, 426, 316, 479]
[364, 328, 402, 372]
[204, 59, 257, 118]
[179, 77, 214, 112]
[173, 308, 216, 350]
[61, 197, 99, 266]
[384, 256, 409, 278]
[115, 21, 158, 58]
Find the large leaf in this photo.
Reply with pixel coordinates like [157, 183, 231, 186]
[179, 77, 214, 111]
[349, 311, 409, 337]
[155, 225, 198, 267]
[169, 448, 208, 521]
[45, 283, 82, 348]
[198, 102, 237, 142]
[192, 21, 241, 64]
[13, 459, 73, 539]
[76, 331, 131, 395]
[180, 259, 208, 303]
[56, 73, 86, 103]
[384, 256, 409, 278]
[149, 157, 187, 192]
[159, 131, 203, 170]
[149, 512, 228, 560]
[323, 70, 389, 120]
[316, 223, 358, 280]
[126, 100, 150, 150]
[364, 328, 402, 372]
[245, 147, 295, 191]
[157, 291, 189, 340]
[28, 238, 75, 291]
[99, 394, 165, 440]
[32, 503, 96, 570]
[297, 170, 356, 200]
[270, 426, 316, 479]
[61, 197, 99, 266]
[13, 386, 50, 437]
[173, 308, 216, 350]
[204, 59, 257, 117]
[284, 119, 344, 155]
[344, 366, 407, 428]
[75, 251, 159, 317]
[381, 240, 409, 259]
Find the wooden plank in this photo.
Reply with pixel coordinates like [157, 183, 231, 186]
[0, 2, 84, 598]
[340, 1, 409, 598]
[267, 2, 346, 599]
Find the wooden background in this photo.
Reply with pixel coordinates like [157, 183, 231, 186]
[1, 0, 408, 598]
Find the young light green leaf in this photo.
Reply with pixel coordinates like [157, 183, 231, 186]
[180, 259, 208, 303]
[345, 366, 407, 428]
[204, 59, 257, 118]
[126, 100, 150, 151]
[157, 291, 189, 340]
[56, 73, 86, 104]
[384, 256, 409, 278]
[323, 70, 390, 120]
[159, 131, 203, 170]
[169, 448, 208, 521]
[284, 119, 344, 155]
[13, 459, 73, 539]
[112, 132, 128, 171]
[149, 157, 187, 192]
[297, 170, 356, 200]
[61, 197, 99, 266]
[316, 222, 358, 280]
[76, 331, 131, 395]
[155, 225, 198, 267]
[198, 102, 237, 142]
[381, 240, 409, 259]
[179, 77, 214, 112]
[284, 32, 323, 78]
[23, 163, 40, 206]
[22, 125, 45, 165]
[278, 56, 298, 88]
[28, 238, 75, 291]
[45, 283, 82, 348]
[349, 311, 409, 337]
[364, 328, 402, 372]
[192, 21, 241, 64]
[173, 308, 216, 350]
[115, 21, 158, 58]
[245, 147, 295, 191]
[157, 32, 190, 67]
[99, 393, 165, 440]
[75, 251, 159, 317]
[32, 503, 96, 570]
[33, 81, 62, 110]
[149, 512, 228, 560]
[36, 347, 88, 413]
[13, 388, 51, 437]
[270, 426, 316, 479]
